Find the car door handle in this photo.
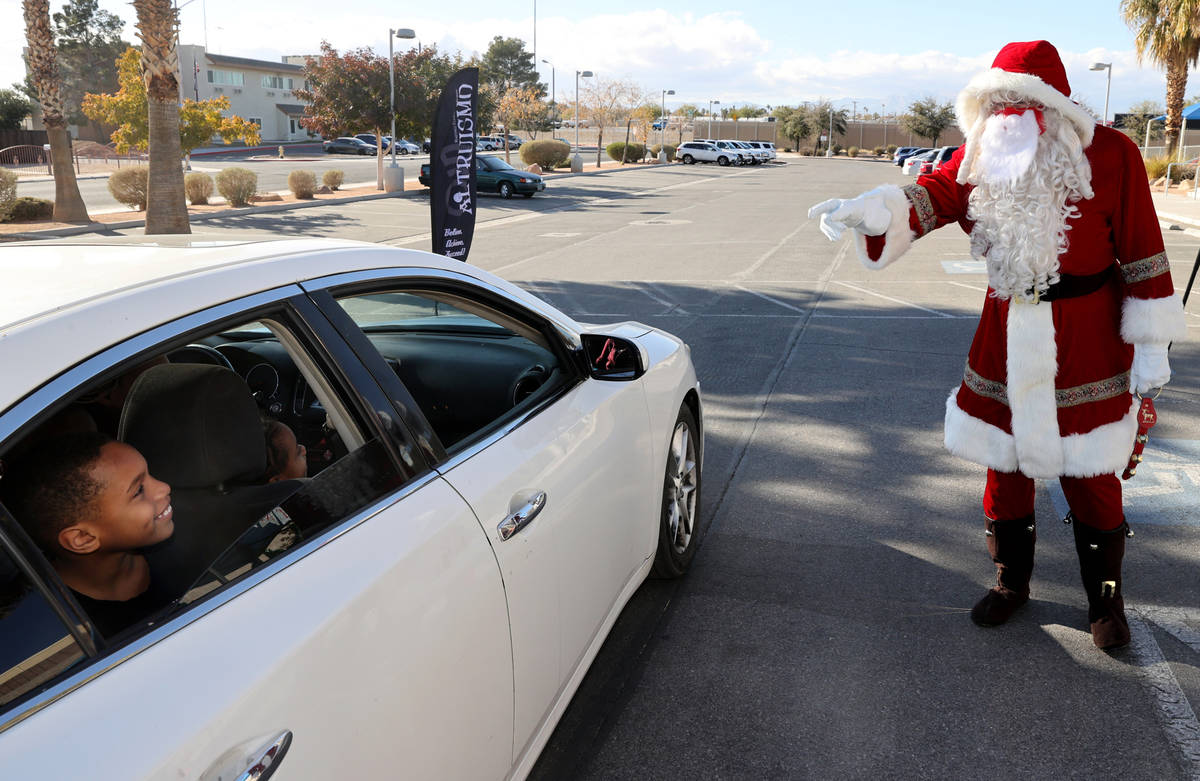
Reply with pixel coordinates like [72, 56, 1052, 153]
[234, 730, 293, 781]
[498, 492, 547, 541]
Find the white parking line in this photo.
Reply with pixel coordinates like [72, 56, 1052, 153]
[946, 281, 989, 294]
[833, 281, 956, 318]
[733, 285, 806, 314]
[1127, 612, 1200, 776]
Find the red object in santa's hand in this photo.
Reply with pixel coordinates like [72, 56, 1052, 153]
[1122, 396, 1157, 480]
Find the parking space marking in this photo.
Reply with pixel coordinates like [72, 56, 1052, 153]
[941, 260, 987, 274]
[733, 284, 807, 314]
[946, 281, 990, 294]
[1127, 612, 1200, 777]
[833, 281, 956, 318]
[1138, 605, 1200, 653]
[731, 220, 813, 280]
[539, 232, 581, 238]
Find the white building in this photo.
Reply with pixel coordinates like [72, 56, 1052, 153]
[177, 45, 313, 143]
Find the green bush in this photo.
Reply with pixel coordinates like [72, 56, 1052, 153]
[847, 146, 859, 158]
[215, 167, 257, 207]
[322, 169, 344, 190]
[184, 172, 214, 205]
[873, 146, 886, 156]
[1143, 154, 1197, 183]
[108, 167, 149, 210]
[886, 144, 898, 155]
[832, 144, 844, 155]
[606, 141, 646, 162]
[0, 168, 17, 221]
[6, 196, 53, 222]
[520, 139, 570, 169]
[288, 169, 317, 198]
[650, 143, 677, 161]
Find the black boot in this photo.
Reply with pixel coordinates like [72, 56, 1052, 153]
[971, 515, 1036, 627]
[1072, 519, 1131, 649]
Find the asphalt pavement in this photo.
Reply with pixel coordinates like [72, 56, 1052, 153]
[24, 157, 1200, 779]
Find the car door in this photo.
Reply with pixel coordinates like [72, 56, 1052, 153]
[0, 291, 514, 780]
[477, 157, 498, 191]
[315, 272, 658, 763]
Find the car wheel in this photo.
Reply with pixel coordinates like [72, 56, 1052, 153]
[718, 156, 730, 166]
[681, 154, 694, 164]
[499, 181, 514, 199]
[400, 148, 409, 155]
[652, 405, 702, 579]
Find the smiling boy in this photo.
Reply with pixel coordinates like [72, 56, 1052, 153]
[5, 431, 176, 637]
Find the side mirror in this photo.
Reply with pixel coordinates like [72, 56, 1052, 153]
[581, 334, 645, 381]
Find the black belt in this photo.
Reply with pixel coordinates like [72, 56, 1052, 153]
[1028, 264, 1116, 302]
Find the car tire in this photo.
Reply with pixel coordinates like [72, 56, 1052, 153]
[718, 156, 730, 166]
[400, 148, 409, 155]
[499, 181, 514, 199]
[681, 154, 694, 164]
[651, 404, 702, 579]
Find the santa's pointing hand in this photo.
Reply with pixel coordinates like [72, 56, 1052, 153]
[808, 188, 893, 241]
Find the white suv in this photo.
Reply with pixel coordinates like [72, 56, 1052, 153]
[677, 141, 738, 166]
[745, 141, 776, 161]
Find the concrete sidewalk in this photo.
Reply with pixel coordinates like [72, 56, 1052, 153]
[1153, 188, 1200, 232]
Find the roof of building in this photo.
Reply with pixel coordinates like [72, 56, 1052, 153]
[206, 52, 304, 73]
[275, 104, 307, 116]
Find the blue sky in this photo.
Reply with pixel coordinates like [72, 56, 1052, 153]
[1, 0, 1180, 120]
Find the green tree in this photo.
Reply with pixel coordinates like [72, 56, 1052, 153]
[903, 97, 956, 146]
[806, 101, 847, 154]
[1122, 0, 1200, 156]
[775, 106, 810, 151]
[1121, 99, 1166, 147]
[392, 46, 469, 144]
[52, 0, 129, 128]
[0, 88, 34, 130]
[83, 48, 262, 155]
[480, 36, 544, 96]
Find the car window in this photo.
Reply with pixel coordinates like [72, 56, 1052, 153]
[333, 288, 572, 453]
[0, 303, 420, 669]
[0, 542, 86, 712]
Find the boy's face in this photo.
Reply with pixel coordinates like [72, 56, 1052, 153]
[270, 425, 307, 482]
[61, 442, 174, 554]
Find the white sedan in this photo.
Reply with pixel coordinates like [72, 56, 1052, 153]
[0, 237, 703, 780]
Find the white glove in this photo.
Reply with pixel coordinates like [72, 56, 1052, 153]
[807, 191, 892, 242]
[1130, 343, 1171, 394]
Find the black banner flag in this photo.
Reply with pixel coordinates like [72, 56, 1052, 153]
[429, 68, 478, 261]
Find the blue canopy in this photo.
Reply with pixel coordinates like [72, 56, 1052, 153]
[1153, 102, 1200, 121]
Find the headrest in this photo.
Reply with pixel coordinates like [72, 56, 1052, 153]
[119, 363, 266, 489]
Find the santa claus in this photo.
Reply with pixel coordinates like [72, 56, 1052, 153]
[810, 40, 1188, 649]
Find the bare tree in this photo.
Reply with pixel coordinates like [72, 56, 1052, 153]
[22, 0, 90, 222]
[581, 78, 643, 167]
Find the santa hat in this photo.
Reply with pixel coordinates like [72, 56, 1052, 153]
[956, 40, 1095, 147]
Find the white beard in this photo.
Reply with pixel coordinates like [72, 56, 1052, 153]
[962, 107, 1092, 301]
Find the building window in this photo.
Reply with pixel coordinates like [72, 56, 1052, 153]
[248, 117, 263, 129]
[206, 69, 244, 86]
[262, 75, 285, 89]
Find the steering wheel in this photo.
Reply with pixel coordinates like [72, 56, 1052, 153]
[169, 343, 235, 371]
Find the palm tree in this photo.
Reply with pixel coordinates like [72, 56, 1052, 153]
[22, 0, 90, 222]
[1122, 0, 1200, 157]
[133, 0, 189, 234]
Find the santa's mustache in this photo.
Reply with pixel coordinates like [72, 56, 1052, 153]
[973, 110, 1042, 186]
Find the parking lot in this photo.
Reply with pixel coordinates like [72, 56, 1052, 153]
[91, 156, 1200, 778]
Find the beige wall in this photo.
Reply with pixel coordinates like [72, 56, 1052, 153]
[177, 45, 312, 142]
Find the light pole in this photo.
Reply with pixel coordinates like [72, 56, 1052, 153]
[572, 69, 593, 170]
[541, 58, 555, 108]
[388, 27, 416, 174]
[826, 106, 834, 157]
[859, 105, 865, 148]
[882, 102, 887, 148]
[1090, 62, 1112, 127]
[660, 88, 674, 150]
[707, 99, 720, 138]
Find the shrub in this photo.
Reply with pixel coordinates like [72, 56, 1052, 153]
[184, 172, 214, 205]
[108, 167, 149, 210]
[873, 146, 886, 156]
[0, 168, 16, 221]
[606, 141, 646, 162]
[650, 143, 677, 161]
[1143, 154, 1196, 183]
[288, 169, 317, 199]
[520, 139, 570, 170]
[1, 196, 53, 222]
[832, 144, 844, 155]
[215, 167, 257, 207]
[322, 169, 344, 190]
[886, 144, 898, 155]
[847, 146, 859, 158]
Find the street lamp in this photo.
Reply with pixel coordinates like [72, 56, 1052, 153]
[388, 27, 416, 175]
[1090, 62, 1112, 127]
[707, 99, 720, 138]
[882, 102, 887, 148]
[574, 69, 593, 154]
[660, 88, 674, 150]
[541, 58, 555, 107]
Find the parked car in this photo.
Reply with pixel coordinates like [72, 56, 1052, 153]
[386, 137, 421, 155]
[910, 145, 959, 175]
[420, 154, 546, 197]
[895, 147, 930, 167]
[0, 236, 702, 780]
[729, 140, 768, 164]
[422, 138, 431, 153]
[745, 141, 776, 160]
[652, 119, 668, 130]
[355, 133, 390, 152]
[477, 136, 505, 151]
[902, 148, 939, 175]
[701, 139, 751, 165]
[676, 141, 736, 166]
[502, 134, 525, 149]
[324, 136, 377, 155]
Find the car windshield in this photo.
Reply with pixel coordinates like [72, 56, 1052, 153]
[481, 156, 516, 172]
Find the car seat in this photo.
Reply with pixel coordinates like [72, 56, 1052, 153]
[119, 364, 304, 600]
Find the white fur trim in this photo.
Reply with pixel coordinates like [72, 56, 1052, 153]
[852, 184, 916, 270]
[944, 389, 1018, 471]
[1005, 300, 1062, 477]
[1061, 398, 1139, 477]
[956, 69, 1095, 148]
[944, 389, 1139, 478]
[1121, 294, 1189, 345]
